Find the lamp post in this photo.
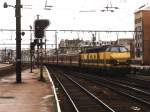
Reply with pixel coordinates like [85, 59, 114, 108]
[4, 1, 22, 83]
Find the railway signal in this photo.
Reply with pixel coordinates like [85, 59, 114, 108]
[34, 19, 50, 81]
[30, 42, 35, 73]
[30, 42, 35, 51]
[34, 19, 50, 38]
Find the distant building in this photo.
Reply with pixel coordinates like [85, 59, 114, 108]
[118, 38, 133, 50]
[59, 39, 117, 54]
[134, 7, 150, 64]
[59, 39, 83, 54]
[21, 49, 30, 63]
[0, 48, 14, 63]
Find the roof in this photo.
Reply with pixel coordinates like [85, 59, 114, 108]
[135, 6, 150, 14]
[81, 44, 126, 53]
[80, 45, 109, 53]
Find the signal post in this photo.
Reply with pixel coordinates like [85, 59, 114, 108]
[34, 19, 50, 81]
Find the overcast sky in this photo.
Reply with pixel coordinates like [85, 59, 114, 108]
[0, 0, 149, 49]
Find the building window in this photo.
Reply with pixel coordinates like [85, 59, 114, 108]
[135, 17, 142, 24]
[136, 48, 140, 57]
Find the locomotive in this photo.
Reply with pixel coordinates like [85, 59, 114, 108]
[45, 44, 131, 75]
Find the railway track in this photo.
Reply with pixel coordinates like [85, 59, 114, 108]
[66, 71, 150, 106]
[0, 64, 30, 78]
[69, 68, 150, 91]
[47, 66, 115, 112]
[0, 64, 15, 76]
[98, 76, 150, 93]
[116, 76, 150, 90]
[47, 66, 150, 111]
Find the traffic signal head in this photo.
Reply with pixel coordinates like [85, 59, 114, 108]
[34, 19, 50, 38]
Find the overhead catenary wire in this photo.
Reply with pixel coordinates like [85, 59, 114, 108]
[0, 29, 142, 32]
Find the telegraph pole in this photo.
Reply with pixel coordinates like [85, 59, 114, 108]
[45, 37, 47, 57]
[37, 15, 40, 68]
[30, 25, 33, 73]
[16, 0, 22, 83]
[55, 31, 58, 64]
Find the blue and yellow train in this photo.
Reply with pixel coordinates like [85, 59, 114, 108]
[45, 44, 131, 75]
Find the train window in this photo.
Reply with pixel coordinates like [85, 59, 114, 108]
[106, 48, 110, 51]
[120, 47, 128, 52]
[110, 47, 119, 52]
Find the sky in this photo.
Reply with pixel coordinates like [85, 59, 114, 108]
[0, 0, 150, 49]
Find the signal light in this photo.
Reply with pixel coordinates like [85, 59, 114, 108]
[34, 19, 50, 38]
[3, 2, 8, 8]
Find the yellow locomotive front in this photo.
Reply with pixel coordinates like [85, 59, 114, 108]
[102, 45, 130, 66]
[80, 45, 131, 75]
[102, 45, 131, 74]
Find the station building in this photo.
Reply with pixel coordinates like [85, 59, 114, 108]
[134, 7, 150, 65]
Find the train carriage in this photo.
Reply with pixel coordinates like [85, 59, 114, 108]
[46, 44, 131, 75]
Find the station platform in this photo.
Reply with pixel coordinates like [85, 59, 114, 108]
[0, 63, 11, 67]
[0, 68, 56, 112]
[0, 63, 13, 69]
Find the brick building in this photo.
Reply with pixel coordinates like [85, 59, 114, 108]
[134, 7, 150, 65]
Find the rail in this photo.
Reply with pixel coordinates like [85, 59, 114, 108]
[48, 66, 115, 112]
[71, 71, 150, 106]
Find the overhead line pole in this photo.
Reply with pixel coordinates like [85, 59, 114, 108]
[55, 31, 58, 64]
[36, 15, 40, 68]
[16, 0, 22, 83]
